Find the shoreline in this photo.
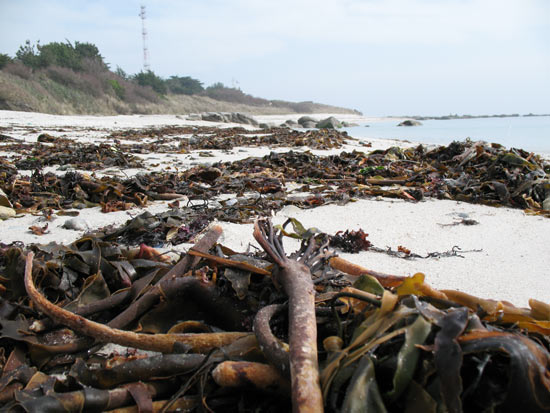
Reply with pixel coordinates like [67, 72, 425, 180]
[1, 110, 549, 308]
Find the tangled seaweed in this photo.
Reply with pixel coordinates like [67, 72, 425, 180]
[0, 221, 549, 412]
[2, 139, 549, 220]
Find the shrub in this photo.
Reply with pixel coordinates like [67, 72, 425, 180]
[203, 83, 267, 106]
[0, 53, 12, 69]
[39, 41, 106, 71]
[129, 83, 160, 103]
[15, 40, 107, 72]
[108, 79, 125, 100]
[3, 61, 33, 79]
[165, 75, 203, 95]
[16, 40, 42, 69]
[133, 70, 167, 95]
[45, 65, 104, 97]
[115, 66, 128, 80]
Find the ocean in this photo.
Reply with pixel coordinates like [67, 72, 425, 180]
[345, 116, 550, 154]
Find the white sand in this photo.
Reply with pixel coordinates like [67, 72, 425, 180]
[1, 110, 549, 308]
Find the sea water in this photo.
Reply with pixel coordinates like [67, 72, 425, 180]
[345, 116, 550, 154]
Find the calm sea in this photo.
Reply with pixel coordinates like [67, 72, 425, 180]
[344, 116, 550, 154]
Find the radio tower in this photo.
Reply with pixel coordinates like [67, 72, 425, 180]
[139, 5, 150, 71]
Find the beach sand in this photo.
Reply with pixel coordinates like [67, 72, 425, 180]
[1, 110, 549, 308]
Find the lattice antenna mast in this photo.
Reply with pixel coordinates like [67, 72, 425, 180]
[139, 5, 150, 71]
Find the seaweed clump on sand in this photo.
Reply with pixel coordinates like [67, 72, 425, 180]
[0, 219, 549, 412]
[1, 130, 549, 219]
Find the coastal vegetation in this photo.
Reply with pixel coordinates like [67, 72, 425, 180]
[0, 40, 359, 115]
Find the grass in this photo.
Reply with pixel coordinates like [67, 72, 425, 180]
[0, 67, 360, 116]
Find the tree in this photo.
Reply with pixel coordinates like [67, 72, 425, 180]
[15, 40, 106, 71]
[133, 70, 167, 94]
[207, 82, 226, 90]
[115, 66, 128, 80]
[165, 76, 204, 95]
[0, 53, 12, 69]
[15, 40, 41, 69]
[38, 40, 106, 71]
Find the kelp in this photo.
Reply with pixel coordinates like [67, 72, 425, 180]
[108, 125, 352, 151]
[2, 135, 549, 221]
[0, 220, 548, 412]
[5, 142, 144, 171]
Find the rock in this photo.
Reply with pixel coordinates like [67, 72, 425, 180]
[201, 112, 227, 123]
[201, 112, 258, 126]
[397, 120, 422, 126]
[316, 116, 342, 129]
[283, 120, 301, 128]
[186, 113, 202, 121]
[0, 206, 16, 220]
[0, 188, 12, 208]
[301, 121, 317, 129]
[342, 122, 359, 127]
[259, 123, 271, 130]
[297, 116, 318, 126]
[229, 112, 259, 126]
[543, 197, 550, 211]
[37, 133, 57, 143]
[63, 218, 90, 231]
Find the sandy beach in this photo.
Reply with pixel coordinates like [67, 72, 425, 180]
[1, 110, 549, 308]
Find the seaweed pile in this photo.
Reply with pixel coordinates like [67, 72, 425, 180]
[108, 126, 353, 151]
[1, 138, 549, 220]
[3, 141, 143, 171]
[0, 220, 549, 412]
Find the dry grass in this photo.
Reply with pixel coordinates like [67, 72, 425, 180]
[0, 68, 359, 116]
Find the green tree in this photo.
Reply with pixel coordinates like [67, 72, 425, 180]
[165, 76, 204, 95]
[16, 40, 41, 69]
[133, 70, 167, 94]
[207, 82, 226, 90]
[38, 40, 106, 71]
[115, 66, 128, 80]
[108, 79, 125, 99]
[0, 53, 12, 69]
[15, 40, 106, 71]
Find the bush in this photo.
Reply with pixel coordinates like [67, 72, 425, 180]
[16, 40, 42, 69]
[115, 66, 128, 80]
[203, 83, 268, 106]
[3, 61, 33, 79]
[108, 79, 125, 100]
[165, 76, 203, 95]
[15, 40, 107, 72]
[133, 70, 167, 95]
[45, 65, 104, 97]
[0, 54, 12, 69]
[39, 41, 106, 71]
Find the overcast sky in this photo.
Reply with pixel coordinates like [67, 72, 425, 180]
[1, 0, 548, 116]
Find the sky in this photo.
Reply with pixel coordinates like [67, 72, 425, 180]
[0, 0, 548, 116]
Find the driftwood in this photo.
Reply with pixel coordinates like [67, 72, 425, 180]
[253, 218, 324, 413]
